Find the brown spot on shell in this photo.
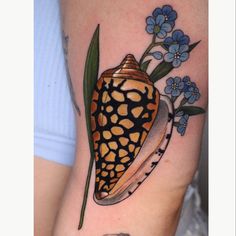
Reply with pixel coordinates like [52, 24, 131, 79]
[100, 143, 109, 157]
[105, 151, 116, 162]
[98, 180, 106, 190]
[108, 141, 118, 150]
[134, 147, 141, 156]
[101, 171, 109, 177]
[119, 149, 128, 157]
[111, 114, 118, 123]
[92, 131, 100, 143]
[143, 122, 152, 130]
[110, 178, 119, 183]
[121, 156, 130, 163]
[142, 113, 149, 118]
[127, 92, 141, 102]
[111, 126, 124, 135]
[119, 137, 129, 146]
[102, 91, 111, 103]
[115, 164, 125, 172]
[111, 91, 125, 102]
[129, 132, 140, 143]
[91, 116, 96, 131]
[110, 171, 115, 178]
[106, 105, 113, 112]
[128, 144, 135, 152]
[131, 106, 143, 118]
[140, 131, 147, 144]
[119, 119, 134, 129]
[98, 113, 107, 127]
[106, 164, 114, 170]
[103, 130, 112, 140]
[117, 104, 128, 116]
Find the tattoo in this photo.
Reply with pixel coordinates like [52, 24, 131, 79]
[62, 32, 81, 115]
[103, 234, 130, 236]
[79, 4, 205, 229]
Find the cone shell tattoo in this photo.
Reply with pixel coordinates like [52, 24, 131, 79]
[91, 54, 173, 205]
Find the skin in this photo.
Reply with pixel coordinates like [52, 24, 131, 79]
[52, 1, 208, 235]
[34, 157, 71, 236]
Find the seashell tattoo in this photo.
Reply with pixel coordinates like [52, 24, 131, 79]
[91, 54, 173, 205]
[78, 4, 205, 229]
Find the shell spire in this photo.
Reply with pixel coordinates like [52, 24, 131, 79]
[101, 54, 153, 85]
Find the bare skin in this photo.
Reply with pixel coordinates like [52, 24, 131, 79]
[34, 157, 71, 236]
[53, 1, 208, 235]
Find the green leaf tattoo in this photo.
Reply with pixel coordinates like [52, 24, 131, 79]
[79, 24, 100, 230]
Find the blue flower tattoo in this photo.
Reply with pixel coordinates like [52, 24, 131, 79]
[146, 15, 172, 39]
[164, 30, 190, 48]
[177, 114, 189, 136]
[164, 77, 184, 97]
[164, 44, 189, 67]
[152, 5, 177, 27]
[151, 51, 163, 60]
[184, 86, 200, 104]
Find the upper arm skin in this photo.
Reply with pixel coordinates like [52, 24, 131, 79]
[54, 1, 208, 235]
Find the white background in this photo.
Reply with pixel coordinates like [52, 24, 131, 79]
[0, 0, 235, 235]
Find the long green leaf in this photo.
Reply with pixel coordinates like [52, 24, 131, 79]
[176, 106, 205, 116]
[140, 59, 152, 72]
[79, 24, 100, 230]
[150, 41, 201, 83]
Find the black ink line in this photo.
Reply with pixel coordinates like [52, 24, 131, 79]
[62, 32, 81, 116]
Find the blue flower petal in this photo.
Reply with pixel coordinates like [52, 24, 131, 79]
[177, 125, 185, 135]
[180, 52, 189, 62]
[172, 30, 184, 41]
[179, 44, 189, 53]
[168, 11, 177, 21]
[162, 5, 172, 14]
[161, 23, 172, 32]
[146, 25, 154, 34]
[164, 52, 174, 62]
[152, 8, 162, 17]
[183, 76, 190, 83]
[169, 44, 179, 54]
[195, 93, 200, 100]
[184, 91, 192, 98]
[164, 85, 172, 94]
[156, 15, 165, 25]
[164, 37, 173, 46]
[152, 51, 163, 60]
[172, 89, 180, 97]
[188, 96, 196, 104]
[166, 77, 174, 85]
[174, 76, 181, 83]
[179, 35, 190, 45]
[179, 81, 185, 90]
[146, 16, 155, 25]
[172, 58, 181, 68]
[157, 29, 167, 39]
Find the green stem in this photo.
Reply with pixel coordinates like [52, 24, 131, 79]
[139, 35, 163, 65]
[180, 97, 188, 107]
[175, 97, 188, 113]
[78, 157, 94, 229]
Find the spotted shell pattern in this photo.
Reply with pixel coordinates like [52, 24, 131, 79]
[91, 54, 160, 201]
